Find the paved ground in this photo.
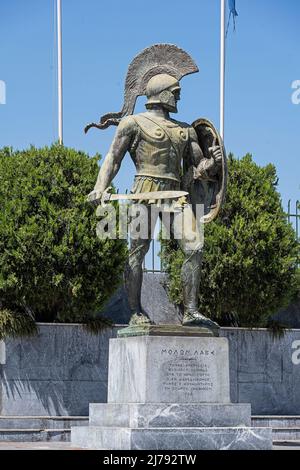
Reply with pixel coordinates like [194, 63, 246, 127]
[0, 442, 299, 450]
[0, 442, 83, 450]
[273, 445, 300, 450]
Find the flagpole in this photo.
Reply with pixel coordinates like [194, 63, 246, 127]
[57, 0, 63, 144]
[220, 0, 226, 140]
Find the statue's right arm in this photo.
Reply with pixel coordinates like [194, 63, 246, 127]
[93, 117, 135, 193]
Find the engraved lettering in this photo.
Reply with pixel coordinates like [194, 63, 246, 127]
[161, 356, 214, 396]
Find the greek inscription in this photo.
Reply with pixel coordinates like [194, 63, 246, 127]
[161, 348, 215, 356]
[161, 356, 214, 395]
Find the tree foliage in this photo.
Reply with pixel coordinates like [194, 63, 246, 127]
[0, 144, 127, 334]
[162, 154, 299, 327]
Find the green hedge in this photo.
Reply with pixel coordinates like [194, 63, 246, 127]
[0, 144, 127, 336]
[161, 154, 299, 327]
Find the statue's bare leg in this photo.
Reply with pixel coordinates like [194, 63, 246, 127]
[124, 205, 158, 325]
[170, 206, 219, 331]
[124, 237, 152, 325]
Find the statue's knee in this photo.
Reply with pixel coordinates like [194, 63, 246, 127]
[128, 241, 151, 264]
[182, 248, 203, 262]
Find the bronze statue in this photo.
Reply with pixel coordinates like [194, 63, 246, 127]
[86, 44, 227, 331]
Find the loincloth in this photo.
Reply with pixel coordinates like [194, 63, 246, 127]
[131, 175, 185, 209]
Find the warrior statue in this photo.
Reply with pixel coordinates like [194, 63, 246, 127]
[86, 44, 227, 332]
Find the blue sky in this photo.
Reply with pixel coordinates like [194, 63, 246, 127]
[0, 0, 299, 212]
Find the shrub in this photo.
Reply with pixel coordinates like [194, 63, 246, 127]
[0, 144, 127, 336]
[162, 154, 299, 327]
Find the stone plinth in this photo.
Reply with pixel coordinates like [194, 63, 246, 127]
[72, 426, 272, 450]
[108, 335, 230, 404]
[71, 331, 273, 450]
[89, 403, 251, 428]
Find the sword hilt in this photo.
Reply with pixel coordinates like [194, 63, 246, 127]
[87, 186, 113, 206]
[101, 187, 113, 206]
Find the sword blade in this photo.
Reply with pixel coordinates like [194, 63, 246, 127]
[87, 190, 188, 204]
[109, 190, 188, 201]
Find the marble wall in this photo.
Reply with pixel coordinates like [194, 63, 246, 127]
[0, 324, 300, 416]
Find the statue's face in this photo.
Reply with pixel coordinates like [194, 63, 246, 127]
[170, 85, 181, 103]
[163, 84, 181, 113]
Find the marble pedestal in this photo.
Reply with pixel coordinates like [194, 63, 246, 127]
[71, 331, 272, 450]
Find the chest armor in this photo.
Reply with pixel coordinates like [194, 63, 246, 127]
[130, 113, 189, 181]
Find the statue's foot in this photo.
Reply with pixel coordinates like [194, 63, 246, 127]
[182, 310, 219, 330]
[129, 312, 153, 326]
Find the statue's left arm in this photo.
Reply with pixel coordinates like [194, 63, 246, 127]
[188, 127, 222, 179]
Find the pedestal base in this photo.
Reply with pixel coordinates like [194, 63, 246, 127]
[71, 334, 273, 450]
[88, 402, 251, 428]
[71, 425, 272, 450]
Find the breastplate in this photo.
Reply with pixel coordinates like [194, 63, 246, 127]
[131, 114, 189, 181]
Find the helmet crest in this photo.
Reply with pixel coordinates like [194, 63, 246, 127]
[85, 44, 199, 133]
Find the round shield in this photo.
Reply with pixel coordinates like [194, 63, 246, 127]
[189, 118, 227, 224]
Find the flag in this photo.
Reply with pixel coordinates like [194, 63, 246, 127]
[226, 0, 238, 36]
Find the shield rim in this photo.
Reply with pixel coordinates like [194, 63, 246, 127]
[192, 117, 227, 224]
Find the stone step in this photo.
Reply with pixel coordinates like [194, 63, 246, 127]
[0, 417, 88, 442]
[273, 440, 300, 448]
[252, 416, 300, 428]
[0, 416, 88, 430]
[89, 403, 251, 428]
[1, 415, 299, 445]
[0, 429, 70, 442]
[71, 425, 272, 450]
[272, 428, 300, 440]
[252, 416, 300, 440]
